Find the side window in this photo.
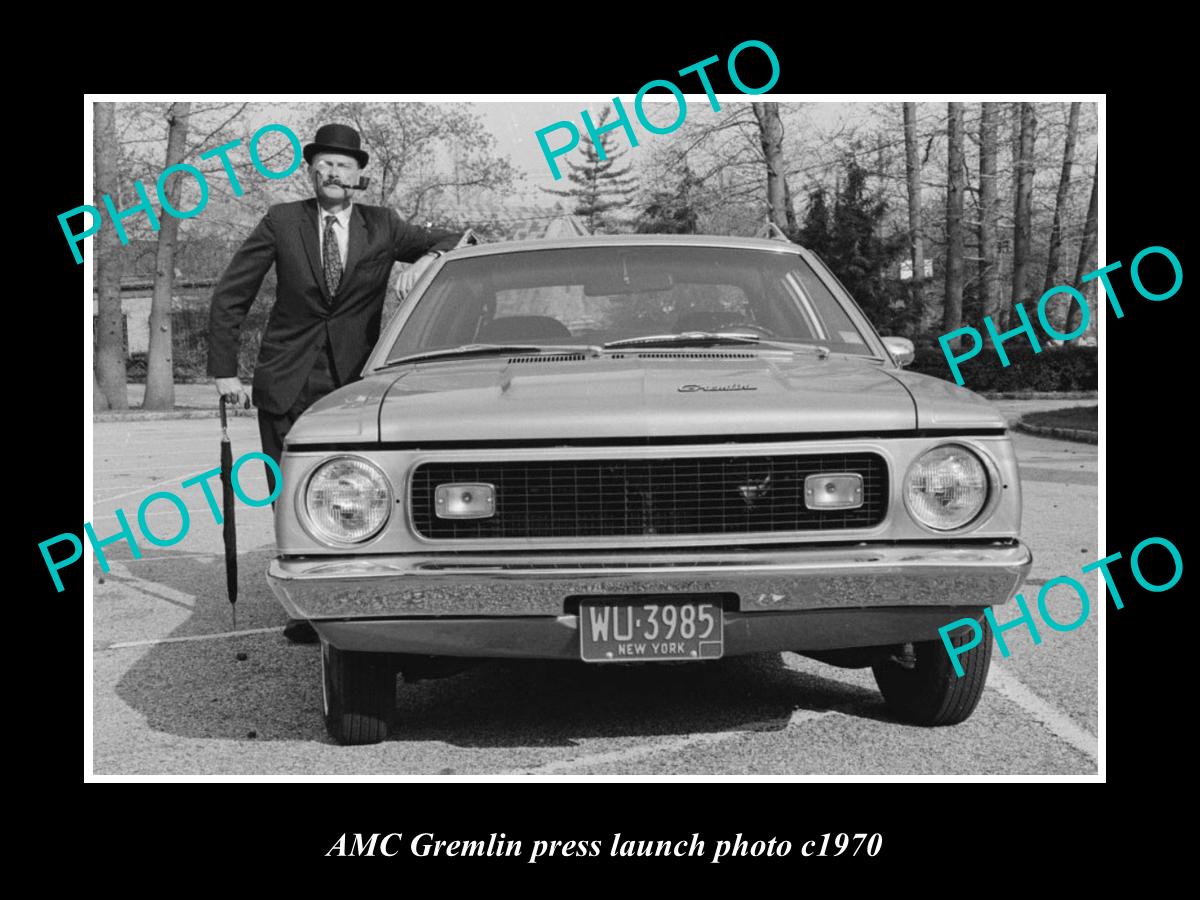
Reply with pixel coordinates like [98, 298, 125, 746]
[787, 262, 868, 348]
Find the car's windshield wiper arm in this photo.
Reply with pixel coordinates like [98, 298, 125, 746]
[602, 332, 763, 349]
[383, 343, 602, 368]
[767, 341, 832, 359]
[602, 332, 831, 359]
[382, 344, 545, 367]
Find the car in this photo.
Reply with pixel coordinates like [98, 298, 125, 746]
[266, 234, 1032, 745]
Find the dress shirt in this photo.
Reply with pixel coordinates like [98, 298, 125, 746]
[317, 203, 353, 268]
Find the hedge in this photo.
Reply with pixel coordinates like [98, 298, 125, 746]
[908, 344, 1097, 392]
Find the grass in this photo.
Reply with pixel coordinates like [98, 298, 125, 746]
[1022, 406, 1098, 432]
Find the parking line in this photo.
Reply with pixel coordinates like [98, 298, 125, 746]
[92, 467, 216, 505]
[507, 709, 840, 775]
[89, 504, 272, 522]
[94, 448, 239, 462]
[101, 560, 198, 609]
[104, 552, 220, 562]
[784, 643, 1095, 762]
[986, 662, 1097, 762]
[102, 627, 284, 650]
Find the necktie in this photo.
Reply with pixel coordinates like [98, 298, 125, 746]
[322, 214, 342, 298]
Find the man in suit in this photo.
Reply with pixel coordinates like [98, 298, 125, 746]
[207, 123, 462, 643]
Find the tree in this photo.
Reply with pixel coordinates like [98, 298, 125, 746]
[782, 179, 798, 233]
[902, 103, 927, 320]
[93, 371, 108, 414]
[1067, 161, 1098, 336]
[1011, 103, 1037, 326]
[797, 187, 831, 257]
[630, 99, 1096, 343]
[978, 102, 1002, 337]
[94, 102, 127, 410]
[1045, 101, 1081, 324]
[308, 102, 519, 221]
[751, 102, 794, 233]
[635, 164, 700, 233]
[143, 102, 190, 411]
[114, 101, 258, 232]
[942, 103, 965, 345]
[799, 157, 905, 331]
[637, 103, 770, 236]
[541, 106, 638, 233]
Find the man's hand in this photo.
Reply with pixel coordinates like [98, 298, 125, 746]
[396, 252, 440, 298]
[215, 377, 248, 406]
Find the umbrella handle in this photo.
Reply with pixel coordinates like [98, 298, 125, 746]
[219, 392, 250, 433]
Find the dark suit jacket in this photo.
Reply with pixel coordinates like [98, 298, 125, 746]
[207, 198, 460, 415]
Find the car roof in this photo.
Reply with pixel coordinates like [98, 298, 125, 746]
[443, 233, 809, 260]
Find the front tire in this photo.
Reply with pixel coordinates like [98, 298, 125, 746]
[321, 639, 397, 745]
[872, 616, 992, 726]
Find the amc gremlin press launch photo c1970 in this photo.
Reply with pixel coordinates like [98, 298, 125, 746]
[265, 235, 1032, 745]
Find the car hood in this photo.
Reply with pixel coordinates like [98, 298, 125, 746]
[286, 353, 914, 444]
[286, 354, 1009, 445]
[881, 369, 1008, 430]
[384, 354, 925, 441]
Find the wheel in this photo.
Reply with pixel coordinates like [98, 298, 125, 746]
[321, 638, 397, 745]
[871, 616, 992, 726]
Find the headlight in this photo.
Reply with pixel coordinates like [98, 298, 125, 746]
[903, 445, 989, 531]
[304, 457, 392, 544]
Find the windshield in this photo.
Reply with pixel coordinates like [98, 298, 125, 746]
[384, 246, 877, 364]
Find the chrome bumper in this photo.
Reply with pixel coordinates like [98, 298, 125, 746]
[266, 542, 1032, 622]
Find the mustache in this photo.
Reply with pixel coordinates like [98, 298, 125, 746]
[319, 174, 370, 190]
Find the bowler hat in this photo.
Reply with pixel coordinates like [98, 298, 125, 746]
[303, 123, 369, 168]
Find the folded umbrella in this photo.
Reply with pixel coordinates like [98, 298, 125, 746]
[219, 393, 249, 628]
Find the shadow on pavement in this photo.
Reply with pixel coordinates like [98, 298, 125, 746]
[107, 550, 894, 748]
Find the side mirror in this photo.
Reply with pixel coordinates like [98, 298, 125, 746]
[882, 336, 914, 368]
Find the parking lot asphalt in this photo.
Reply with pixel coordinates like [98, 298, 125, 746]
[89, 402, 1099, 776]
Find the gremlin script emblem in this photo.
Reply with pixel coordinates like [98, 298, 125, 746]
[678, 383, 758, 393]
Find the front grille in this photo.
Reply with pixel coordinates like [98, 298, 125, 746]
[410, 453, 887, 539]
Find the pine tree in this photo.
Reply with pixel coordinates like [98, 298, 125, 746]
[541, 106, 638, 233]
[795, 158, 907, 333]
[635, 164, 700, 234]
[797, 188, 831, 253]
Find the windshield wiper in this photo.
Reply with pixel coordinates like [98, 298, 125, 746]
[603, 332, 763, 349]
[382, 343, 604, 368]
[602, 332, 831, 359]
[382, 344, 545, 367]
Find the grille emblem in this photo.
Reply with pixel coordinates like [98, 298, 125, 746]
[738, 474, 773, 508]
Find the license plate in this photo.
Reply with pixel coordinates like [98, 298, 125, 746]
[579, 599, 724, 663]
